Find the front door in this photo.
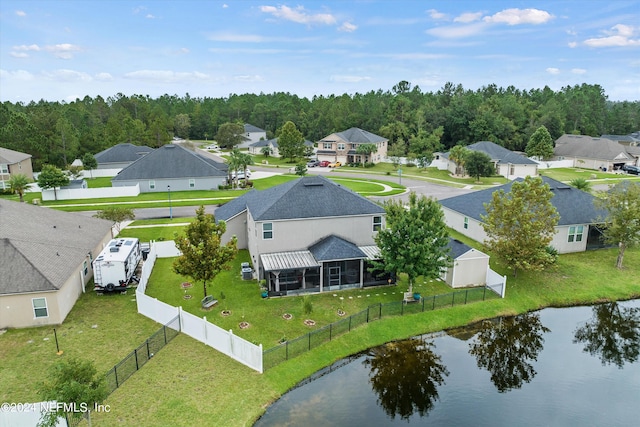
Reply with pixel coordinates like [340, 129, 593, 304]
[328, 266, 341, 287]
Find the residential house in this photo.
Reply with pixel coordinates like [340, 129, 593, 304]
[0, 199, 113, 329]
[111, 144, 228, 192]
[439, 176, 605, 254]
[316, 127, 388, 165]
[237, 124, 267, 149]
[441, 141, 538, 179]
[442, 238, 491, 288]
[215, 175, 390, 296]
[600, 134, 639, 147]
[248, 137, 315, 157]
[553, 134, 638, 170]
[94, 143, 154, 169]
[0, 147, 34, 190]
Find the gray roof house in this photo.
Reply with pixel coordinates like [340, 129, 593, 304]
[111, 144, 228, 192]
[237, 124, 267, 148]
[215, 175, 391, 295]
[316, 127, 388, 165]
[248, 137, 314, 157]
[0, 199, 113, 328]
[94, 143, 154, 169]
[0, 146, 34, 190]
[442, 141, 538, 179]
[553, 134, 638, 170]
[440, 176, 605, 254]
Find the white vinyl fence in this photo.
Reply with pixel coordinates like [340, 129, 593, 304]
[41, 183, 140, 201]
[135, 240, 263, 373]
[486, 268, 507, 298]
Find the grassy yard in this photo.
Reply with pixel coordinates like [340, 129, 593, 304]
[539, 167, 640, 184]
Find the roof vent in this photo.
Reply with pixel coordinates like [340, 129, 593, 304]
[110, 247, 120, 252]
[166, 144, 176, 149]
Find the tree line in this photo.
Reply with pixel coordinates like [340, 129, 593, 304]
[1, 81, 639, 170]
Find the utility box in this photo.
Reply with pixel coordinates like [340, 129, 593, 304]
[93, 238, 141, 292]
[242, 267, 253, 280]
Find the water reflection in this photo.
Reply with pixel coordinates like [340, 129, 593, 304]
[573, 302, 640, 368]
[468, 313, 549, 392]
[364, 338, 449, 420]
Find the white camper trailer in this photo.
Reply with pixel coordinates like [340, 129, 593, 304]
[93, 237, 141, 292]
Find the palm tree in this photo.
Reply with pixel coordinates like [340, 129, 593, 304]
[260, 145, 272, 158]
[8, 174, 31, 202]
[237, 152, 254, 187]
[449, 145, 470, 176]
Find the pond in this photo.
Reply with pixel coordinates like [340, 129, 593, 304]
[255, 300, 640, 426]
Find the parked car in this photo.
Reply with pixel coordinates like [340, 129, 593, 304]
[307, 159, 320, 167]
[204, 144, 219, 150]
[231, 169, 252, 180]
[328, 161, 342, 168]
[622, 164, 640, 175]
[319, 160, 330, 167]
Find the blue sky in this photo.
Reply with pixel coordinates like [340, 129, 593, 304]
[1, 1, 639, 103]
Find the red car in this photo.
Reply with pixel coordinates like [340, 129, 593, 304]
[318, 160, 330, 167]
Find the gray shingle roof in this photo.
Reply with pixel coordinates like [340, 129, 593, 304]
[309, 235, 367, 261]
[244, 123, 265, 133]
[0, 199, 113, 295]
[0, 147, 32, 164]
[446, 238, 473, 259]
[439, 176, 605, 226]
[464, 141, 537, 165]
[331, 128, 387, 144]
[215, 175, 385, 222]
[112, 144, 227, 181]
[94, 143, 154, 164]
[554, 134, 633, 161]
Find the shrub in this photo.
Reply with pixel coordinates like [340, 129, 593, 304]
[302, 296, 313, 315]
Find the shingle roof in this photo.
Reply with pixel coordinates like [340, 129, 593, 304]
[439, 176, 605, 226]
[446, 238, 473, 259]
[215, 175, 385, 222]
[0, 147, 32, 164]
[554, 134, 633, 161]
[309, 235, 367, 261]
[94, 143, 154, 164]
[330, 128, 387, 144]
[464, 141, 537, 165]
[0, 199, 113, 295]
[244, 123, 265, 133]
[112, 144, 227, 181]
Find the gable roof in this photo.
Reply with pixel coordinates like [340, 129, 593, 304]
[446, 238, 474, 259]
[0, 147, 32, 164]
[0, 199, 113, 295]
[554, 134, 633, 161]
[465, 141, 537, 165]
[324, 127, 387, 144]
[309, 235, 367, 261]
[112, 144, 227, 181]
[439, 176, 605, 226]
[244, 123, 265, 133]
[94, 143, 154, 164]
[215, 175, 385, 222]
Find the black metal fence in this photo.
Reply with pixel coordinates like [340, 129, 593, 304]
[105, 315, 181, 394]
[263, 286, 500, 370]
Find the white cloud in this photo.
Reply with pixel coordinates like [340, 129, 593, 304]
[16, 10, 26, 17]
[427, 9, 447, 20]
[10, 52, 29, 58]
[426, 22, 488, 39]
[94, 72, 113, 81]
[339, 22, 357, 32]
[454, 12, 483, 23]
[483, 8, 554, 25]
[13, 44, 41, 52]
[330, 75, 371, 83]
[260, 5, 337, 26]
[209, 32, 266, 43]
[571, 68, 587, 74]
[583, 24, 640, 47]
[222, 4, 228, 8]
[124, 70, 211, 82]
[546, 67, 560, 75]
[45, 43, 82, 59]
[234, 75, 264, 82]
[146, 14, 156, 19]
[43, 69, 92, 82]
[568, 41, 578, 48]
[0, 69, 34, 80]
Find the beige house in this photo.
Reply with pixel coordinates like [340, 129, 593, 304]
[442, 141, 538, 179]
[0, 199, 113, 329]
[442, 239, 490, 288]
[215, 175, 391, 296]
[439, 177, 606, 255]
[553, 134, 638, 170]
[316, 127, 388, 165]
[0, 147, 34, 190]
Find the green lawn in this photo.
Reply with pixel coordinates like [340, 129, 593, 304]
[539, 167, 640, 184]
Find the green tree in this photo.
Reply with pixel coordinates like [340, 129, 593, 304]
[216, 122, 244, 149]
[482, 176, 559, 276]
[38, 357, 108, 427]
[277, 121, 305, 161]
[8, 173, 31, 202]
[355, 143, 378, 166]
[373, 192, 451, 293]
[387, 143, 405, 168]
[174, 113, 191, 139]
[465, 151, 495, 182]
[569, 177, 591, 192]
[525, 126, 554, 159]
[173, 206, 238, 298]
[37, 164, 69, 201]
[409, 126, 444, 168]
[449, 145, 470, 176]
[595, 181, 640, 269]
[260, 145, 272, 158]
[237, 151, 254, 186]
[94, 206, 135, 234]
[82, 153, 98, 179]
[67, 164, 84, 180]
[295, 163, 307, 176]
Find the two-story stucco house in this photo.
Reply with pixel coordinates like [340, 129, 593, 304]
[215, 175, 391, 296]
[0, 147, 34, 190]
[316, 128, 388, 165]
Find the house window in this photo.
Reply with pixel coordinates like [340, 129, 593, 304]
[463, 217, 469, 229]
[149, 180, 155, 190]
[0, 164, 8, 174]
[32, 298, 48, 318]
[568, 225, 584, 243]
[373, 216, 382, 231]
[263, 223, 273, 239]
[351, 143, 358, 149]
[83, 260, 88, 276]
[189, 179, 195, 188]
[509, 165, 515, 176]
[323, 143, 332, 150]
[337, 143, 345, 150]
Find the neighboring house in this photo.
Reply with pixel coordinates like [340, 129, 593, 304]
[0, 199, 113, 329]
[553, 134, 637, 170]
[441, 141, 538, 179]
[94, 143, 154, 169]
[248, 137, 314, 157]
[600, 134, 639, 147]
[237, 124, 267, 149]
[317, 127, 388, 165]
[439, 176, 605, 254]
[215, 175, 390, 296]
[111, 144, 228, 192]
[0, 147, 34, 190]
[441, 238, 491, 288]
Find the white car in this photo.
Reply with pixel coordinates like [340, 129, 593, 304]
[204, 144, 219, 150]
[231, 169, 252, 180]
